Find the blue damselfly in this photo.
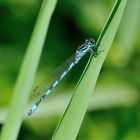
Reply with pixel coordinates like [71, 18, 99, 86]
[28, 39, 98, 116]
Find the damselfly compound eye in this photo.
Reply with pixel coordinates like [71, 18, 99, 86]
[85, 38, 95, 47]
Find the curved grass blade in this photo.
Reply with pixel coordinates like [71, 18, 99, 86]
[0, 0, 57, 140]
[52, 0, 127, 140]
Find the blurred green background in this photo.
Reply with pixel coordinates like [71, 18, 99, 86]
[0, 0, 140, 139]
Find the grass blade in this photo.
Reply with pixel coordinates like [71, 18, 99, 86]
[52, 0, 127, 139]
[0, 0, 57, 140]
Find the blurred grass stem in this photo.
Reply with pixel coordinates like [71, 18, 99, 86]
[0, 0, 57, 140]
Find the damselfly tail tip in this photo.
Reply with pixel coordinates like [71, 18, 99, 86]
[28, 104, 37, 116]
[28, 110, 33, 116]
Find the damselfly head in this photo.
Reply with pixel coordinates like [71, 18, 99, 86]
[77, 38, 95, 54]
[85, 38, 95, 48]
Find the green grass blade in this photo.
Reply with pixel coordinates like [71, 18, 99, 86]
[52, 0, 127, 140]
[0, 0, 57, 140]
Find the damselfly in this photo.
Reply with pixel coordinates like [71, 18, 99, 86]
[28, 38, 98, 116]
